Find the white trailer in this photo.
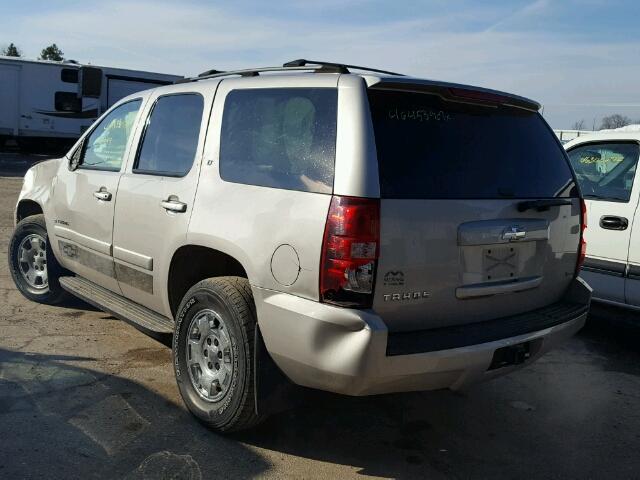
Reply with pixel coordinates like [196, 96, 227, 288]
[0, 56, 182, 150]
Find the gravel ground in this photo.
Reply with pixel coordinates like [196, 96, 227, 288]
[1, 153, 639, 479]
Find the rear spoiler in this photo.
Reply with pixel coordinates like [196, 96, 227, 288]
[365, 76, 541, 112]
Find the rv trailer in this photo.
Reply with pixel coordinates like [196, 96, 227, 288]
[0, 56, 182, 152]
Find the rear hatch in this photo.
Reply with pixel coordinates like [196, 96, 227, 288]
[368, 84, 581, 332]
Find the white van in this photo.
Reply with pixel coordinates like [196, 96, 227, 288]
[565, 132, 640, 309]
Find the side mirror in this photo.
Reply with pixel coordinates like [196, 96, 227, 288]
[68, 139, 84, 171]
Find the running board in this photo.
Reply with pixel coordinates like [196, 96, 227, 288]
[59, 276, 174, 334]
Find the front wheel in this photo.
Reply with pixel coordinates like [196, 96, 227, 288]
[173, 277, 261, 432]
[8, 214, 70, 305]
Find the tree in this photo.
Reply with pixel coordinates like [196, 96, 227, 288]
[572, 119, 586, 130]
[600, 114, 631, 130]
[39, 43, 64, 61]
[2, 42, 22, 57]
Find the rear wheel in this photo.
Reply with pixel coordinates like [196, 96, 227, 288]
[8, 214, 70, 304]
[173, 277, 260, 432]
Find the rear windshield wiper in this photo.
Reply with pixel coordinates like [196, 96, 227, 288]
[517, 199, 573, 212]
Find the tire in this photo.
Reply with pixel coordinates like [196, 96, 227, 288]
[173, 276, 260, 432]
[8, 214, 70, 305]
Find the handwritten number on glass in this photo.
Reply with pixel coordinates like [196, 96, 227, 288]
[388, 108, 452, 122]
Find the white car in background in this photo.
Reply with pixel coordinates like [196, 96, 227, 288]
[565, 132, 640, 309]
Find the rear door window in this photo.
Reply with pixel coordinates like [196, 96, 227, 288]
[368, 90, 575, 199]
[219, 88, 337, 194]
[567, 142, 639, 202]
[134, 93, 204, 176]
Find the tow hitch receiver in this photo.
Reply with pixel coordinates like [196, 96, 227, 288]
[489, 342, 531, 370]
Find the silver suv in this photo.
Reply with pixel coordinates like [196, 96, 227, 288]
[9, 60, 591, 432]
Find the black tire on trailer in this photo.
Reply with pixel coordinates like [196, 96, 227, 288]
[8, 214, 70, 305]
[173, 276, 261, 432]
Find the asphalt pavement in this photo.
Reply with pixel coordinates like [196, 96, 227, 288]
[1, 154, 639, 479]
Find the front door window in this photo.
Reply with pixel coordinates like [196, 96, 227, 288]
[80, 99, 142, 171]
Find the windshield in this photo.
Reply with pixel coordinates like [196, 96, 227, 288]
[567, 141, 639, 202]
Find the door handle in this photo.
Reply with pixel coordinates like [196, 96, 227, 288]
[161, 196, 187, 213]
[93, 189, 112, 201]
[599, 215, 628, 231]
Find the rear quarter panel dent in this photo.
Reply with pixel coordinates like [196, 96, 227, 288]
[187, 182, 332, 301]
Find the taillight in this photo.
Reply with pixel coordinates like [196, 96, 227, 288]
[320, 195, 380, 308]
[577, 199, 587, 274]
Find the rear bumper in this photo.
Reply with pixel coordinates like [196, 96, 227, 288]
[254, 277, 591, 396]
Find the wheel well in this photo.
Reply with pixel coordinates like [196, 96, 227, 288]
[168, 245, 248, 316]
[16, 200, 43, 223]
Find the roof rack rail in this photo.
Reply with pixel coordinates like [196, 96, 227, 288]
[175, 65, 317, 83]
[174, 59, 404, 84]
[198, 69, 225, 77]
[283, 59, 405, 76]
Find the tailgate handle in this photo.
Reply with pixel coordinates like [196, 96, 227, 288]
[502, 228, 526, 241]
[456, 276, 543, 299]
[599, 215, 628, 231]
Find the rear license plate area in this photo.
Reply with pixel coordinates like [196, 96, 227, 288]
[489, 342, 531, 370]
[482, 246, 519, 282]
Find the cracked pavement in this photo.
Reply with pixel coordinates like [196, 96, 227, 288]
[1, 154, 640, 479]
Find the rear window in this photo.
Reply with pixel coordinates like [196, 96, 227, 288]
[220, 88, 337, 194]
[368, 90, 575, 199]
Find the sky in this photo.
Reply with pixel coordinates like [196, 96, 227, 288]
[2, 0, 639, 129]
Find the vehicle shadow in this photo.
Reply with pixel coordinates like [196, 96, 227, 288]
[55, 296, 174, 347]
[238, 389, 456, 478]
[581, 303, 640, 374]
[0, 347, 270, 479]
[585, 302, 640, 343]
[235, 309, 640, 479]
[14, 298, 639, 479]
[31, 296, 442, 477]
